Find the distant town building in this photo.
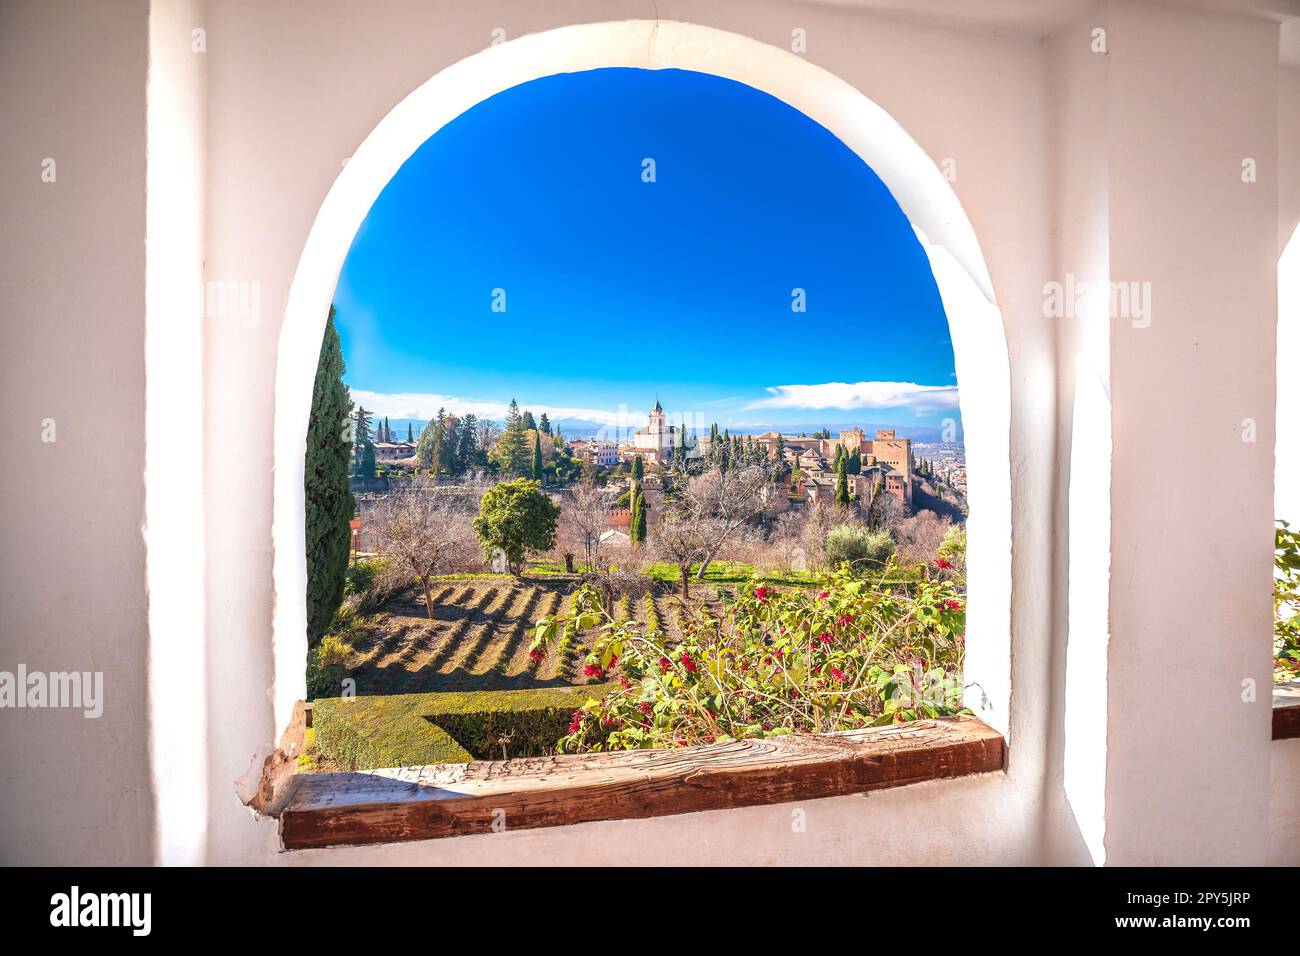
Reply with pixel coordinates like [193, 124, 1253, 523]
[373, 441, 417, 467]
[567, 438, 618, 468]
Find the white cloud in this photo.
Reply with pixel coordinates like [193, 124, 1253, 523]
[745, 381, 960, 415]
[348, 390, 626, 426]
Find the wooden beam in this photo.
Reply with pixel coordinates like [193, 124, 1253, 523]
[280, 715, 1005, 850]
[1274, 702, 1300, 741]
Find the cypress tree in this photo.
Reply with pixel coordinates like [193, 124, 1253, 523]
[305, 307, 355, 644]
[352, 406, 373, 473]
[407, 422, 414, 443]
[630, 484, 647, 545]
[631, 455, 644, 481]
[835, 454, 850, 508]
[532, 429, 544, 482]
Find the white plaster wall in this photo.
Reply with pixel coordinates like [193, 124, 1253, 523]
[199, 0, 1055, 865]
[0, 0, 155, 865]
[1046, 3, 1113, 867]
[146, 0, 210, 867]
[1272, 63, 1300, 868]
[3, 0, 1296, 867]
[1103, 3, 1279, 865]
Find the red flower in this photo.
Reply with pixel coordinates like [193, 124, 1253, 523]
[755, 586, 768, 602]
[933, 558, 954, 570]
[818, 632, 832, 645]
[583, 663, 605, 679]
[830, 667, 847, 683]
[528, 648, 545, 666]
[817, 590, 829, 600]
[567, 710, 583, 733]
[944, 599, 964, 612]
[837, 614, 854, 626]
[681, 652, 698, 673]
[658, 656, 672, 672]
[639, 701, 653, 716]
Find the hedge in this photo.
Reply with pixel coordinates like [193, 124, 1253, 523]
[311, 684, 614, 770]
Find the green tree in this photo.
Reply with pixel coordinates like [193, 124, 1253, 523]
[305, 307, 355, 644]
[492, 399, 531, 476]
[415, 408, 445, 472]
[352, 405, 374, 475]
[532, 429, 544, 481]
[521, 410, 537, 433]
[538, 412, 552, 435]
[835, 454, 850, 508]
[406, 422, 414, 443]
[456, 413, 481, 471]
[848, 449, 861, 475]
[630, 483, 647, 545]
[474, 478, 560, 575]
[631, 455, 644, 481]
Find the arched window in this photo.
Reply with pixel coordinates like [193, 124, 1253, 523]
[273, 21, 1012, 798]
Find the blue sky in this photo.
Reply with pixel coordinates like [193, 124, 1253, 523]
[334, 67, 959, 437]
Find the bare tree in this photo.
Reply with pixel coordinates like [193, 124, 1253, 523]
[863, 478, 905, 533]
[798, 499, 841, 571]
[555, 480, 614, 574]
[893, 509, 950, 567]
[368, 478, 478, 618]
[653, 501, 715, 599]
[686, 464, 776, 580]
[476, 420, 500, 457]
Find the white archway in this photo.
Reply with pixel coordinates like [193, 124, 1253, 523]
[1279, 223, 1300, 528]
[272, 19, 1013, 738]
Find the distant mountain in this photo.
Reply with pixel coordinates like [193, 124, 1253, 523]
[366, 417, 962, 444]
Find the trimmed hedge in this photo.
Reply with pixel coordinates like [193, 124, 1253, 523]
[311, 684, 613, 770]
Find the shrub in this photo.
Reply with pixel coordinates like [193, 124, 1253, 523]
[311, 685, 612, 769]
[341, 557, 414, 614]
[824, 524, 895, 572]
[305, 635, 351, 700]
[530, 565, 967, 753]
[345, 559, 379, 595]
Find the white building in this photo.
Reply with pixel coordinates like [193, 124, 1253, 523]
[630, 400, 681, 465]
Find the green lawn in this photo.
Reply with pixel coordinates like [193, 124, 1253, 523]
[310, 684, 616, 769]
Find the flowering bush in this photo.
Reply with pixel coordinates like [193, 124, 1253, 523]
[527, 563, 968, 752]
[1276, 520, 1300, 683]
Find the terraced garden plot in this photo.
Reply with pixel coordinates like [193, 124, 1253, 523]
[331, 576, 729, 697]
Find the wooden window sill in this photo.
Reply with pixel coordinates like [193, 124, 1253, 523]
[1275, 684, 1300, 740]
[278, 714, 1005, 850]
